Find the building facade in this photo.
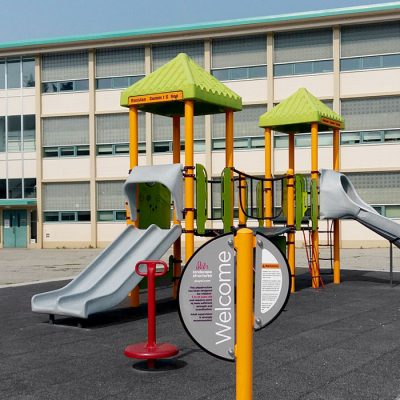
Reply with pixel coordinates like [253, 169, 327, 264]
[0, 3, 399, 248]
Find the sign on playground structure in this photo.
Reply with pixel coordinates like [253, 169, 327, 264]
[178, 232, 290, 361]
[128, 91, 183, 105]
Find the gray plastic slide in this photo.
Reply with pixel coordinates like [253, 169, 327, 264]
[320, 169, 400, 248]
[31, 224, 182, 318]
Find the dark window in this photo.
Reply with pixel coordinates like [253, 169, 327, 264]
[74, 79, 89, 91]
[115, 211, 126, 221]
[59, 81, 73, 91]
[24, 178, 36, 198]
[59, 146, 75, 156]
[44, 212, 59, 222]
[22, 59, 35, 87]
[43, 147, 59, 157]
[0, 116, 5, 152]
[8, 178, 22, 198]
[274, 63, 294, 76]
[30, 210, 37, 240]
[60, 212, 76, 221]
[7, 60, 20, 89]
[382, 54, 400, 68]
[0, 61, 5, 89]
[77, 211, 91, 221]
[76, 145, 90, 156]
[113, 76, 130, 88]
[96, 78, 112, 89]
[7, 115, 21, 152]
[42, 82, 58, 93]
[23, 114, 35, 152]
[0, 179, 6, 198]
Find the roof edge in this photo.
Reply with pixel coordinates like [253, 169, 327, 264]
[0, 2, 399, 51]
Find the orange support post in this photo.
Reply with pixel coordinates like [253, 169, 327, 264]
[264, 128, 272, 228]
[234, 228, 254, 400]
[184, 101, 195, 262]
[128, 106, 140, 307]
[287, 169, 295, 293]
[333, 128, 340, 284]
[311, 122, 320, 289]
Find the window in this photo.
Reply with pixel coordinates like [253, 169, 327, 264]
[346, 172, 400, 218]
[96, 112, 145, 155]
[43, 182, 90, 222]
[340, 129, 400, 146]
[212, 105, 266, 149]
[42, 51, 88, 93]
[7, 115, 21, 152]
[212, 35, 267, 80]
[152, 114, 205, 153]
[274, 28, 333, 77]
[0, 179, 6, 198]
[7, 60, 21, 89]
[97, 181, 126, 222]
[152, 41, 204, 71]
[0, 116, 5, 152]
[24, 178, 36, 198]
[8, 179, 22, 199]
[23, 115, 36, 152]
[43, 116, 89, 157]
[341, 22, 400, 71]
[341, 96, 400, 131]
[0, 58, 34, 89]
[96, 46, 145, 89]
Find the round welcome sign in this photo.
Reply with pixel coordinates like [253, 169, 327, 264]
[178, 234, 236, 361]
[178, 232, 290, 361]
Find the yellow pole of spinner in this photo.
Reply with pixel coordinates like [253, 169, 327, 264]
[234, 228, 254, 400]
[311, 122, 320, 289]
[226, 110, 234, 228]
[128, 106, 140, 307]
[185, 101, 195, 261]
[287, 168, 295, 293]
[264, 128, 272, 228]
[333, 128, 341, 284]
[172, 116, 182, 299]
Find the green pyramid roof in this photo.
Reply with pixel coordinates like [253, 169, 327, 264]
[120, 53, 242, 116]
[259, 88, 344, 133]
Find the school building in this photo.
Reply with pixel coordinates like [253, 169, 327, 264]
[0, 3, 399, 249]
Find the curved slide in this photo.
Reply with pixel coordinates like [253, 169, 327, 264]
[31, 224, 182, 318]
[320, 169, 400, 248]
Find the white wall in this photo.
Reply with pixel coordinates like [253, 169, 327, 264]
[42, 93, 89, 115]
[274, 74, 334, 102]
[341, 69, 400, 97]
[43, 157, 90, 180]
[43, 223, 92, 248]
[97, 223, 126, 247]
[224, 79, 268, 103]
[96, 90, 127, 113]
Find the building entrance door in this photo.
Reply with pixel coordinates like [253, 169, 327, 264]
[3, 209, 27, 248]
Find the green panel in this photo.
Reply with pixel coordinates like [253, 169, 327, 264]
[311, 179, 319, 231]
[138, 183, 171, 229]
[270, 235, 287, 256]
[121, 53, 242, 115]
[259, 88, 344, 133]
[3, 210, 27, 248]
[256, 181, 263, 227]
[295, 175, 309, 230]
[195, 163, 208, 235]
[221, 167, 233, 233]
[282, 177, 288, 219]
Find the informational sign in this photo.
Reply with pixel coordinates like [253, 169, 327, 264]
[178, 234, 235, 361]
[128, 91, 183, 105]
[254, 233, 290, 330]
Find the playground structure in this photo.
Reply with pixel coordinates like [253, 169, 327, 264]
[32, 53, 400, 319]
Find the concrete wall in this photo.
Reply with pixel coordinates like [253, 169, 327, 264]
[42, 223, 92, 248]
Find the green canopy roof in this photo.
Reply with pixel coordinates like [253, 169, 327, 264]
[120, 53, 242, 116]
[259, 88, 344, 133]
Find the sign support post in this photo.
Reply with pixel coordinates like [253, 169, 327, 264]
[234, 228, 255, 400]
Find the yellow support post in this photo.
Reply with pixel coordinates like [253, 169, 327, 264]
[128, 106, 140, 307]
[226, 110, 234, 228]
[172, 116, 182, 299]
[333, 128, 341, 284]
[311, 122, 320, 289]
[234, 228, 254, 400]
[185, 101, 195, 261]
[238, 174, 247, 227]
[288, 132, 295, 171]
[287, 169, 295, 293]
[264, 128, 272, 228]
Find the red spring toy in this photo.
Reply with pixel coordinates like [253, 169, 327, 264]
[124, 260, 179, 369]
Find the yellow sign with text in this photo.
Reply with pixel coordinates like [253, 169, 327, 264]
[128, 91, 184, 105]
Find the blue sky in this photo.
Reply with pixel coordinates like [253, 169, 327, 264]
[0, 0, 393, 43]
